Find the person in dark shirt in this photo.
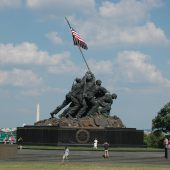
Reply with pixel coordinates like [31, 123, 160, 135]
[103, 142, 109, 158]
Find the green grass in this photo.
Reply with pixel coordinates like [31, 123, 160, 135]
[23, 145, 163, 152]
[0, 162, 169, 170]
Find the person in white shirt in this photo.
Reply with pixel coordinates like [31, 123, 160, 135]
[62, 146, 70, 162]
[93, 138, 98, 149]
[164, 137, 169, 159]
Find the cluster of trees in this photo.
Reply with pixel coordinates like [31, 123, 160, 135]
[144, 131, 165, 148]
[145, 102, 170, 148]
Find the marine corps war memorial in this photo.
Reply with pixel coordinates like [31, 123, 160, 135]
[17, 18, 144, 147]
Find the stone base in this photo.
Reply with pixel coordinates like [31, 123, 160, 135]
[0, 144, 17, 159]
[17, 126, 144, 147]
[34, 115, 125, 128]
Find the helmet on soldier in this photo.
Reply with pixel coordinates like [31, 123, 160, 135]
[96, 80, 102, 86]
[75, 78, 81, 83]
[111, 93, 117, 99]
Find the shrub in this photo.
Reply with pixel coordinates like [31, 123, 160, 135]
[144, 131, 164, 148]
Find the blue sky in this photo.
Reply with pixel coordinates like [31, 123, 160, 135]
[0, 0, 170, 130]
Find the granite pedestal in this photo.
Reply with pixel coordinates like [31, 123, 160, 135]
[17, 126, 144, 147]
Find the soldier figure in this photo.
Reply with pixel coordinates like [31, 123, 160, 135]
[76, 71, 96, 118]
[50, 92, 72, 118]
[86, 80, 108, 116]
[60, 78, 83, 118]
[98, 93, 117, 117]
[50, 77, 82, 118]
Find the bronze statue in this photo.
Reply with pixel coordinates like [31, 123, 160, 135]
[50, 71, 117, 119]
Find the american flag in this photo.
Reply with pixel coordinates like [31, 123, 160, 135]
[71, 28, 88, 50]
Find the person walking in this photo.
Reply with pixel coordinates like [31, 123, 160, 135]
[103, 141, 109, 158]
[18, 137, 23, 150]
[62, 146, 70, 163]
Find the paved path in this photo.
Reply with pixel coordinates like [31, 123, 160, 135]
[2, 149, 170, 165]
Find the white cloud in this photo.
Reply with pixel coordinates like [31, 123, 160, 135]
[45, 32, 63, 45]
[83, 22, 170, 47]
[88, 59, 113, 75]
[24, 0, 169, 47]
[81, 21, 170, 47]
[99, 0, 146, 23]
[0, 42, 78, 73]
[26, 0, 95, 14]
[99, 0, 162, 23]
[118, 22, 170, 44]
[116, 51, 170, 87]
[67, 0, 169, 47]
[0, 68, 42, 87]
[83, 20, 170, 47]
[0, 42, 68, 65]
[0, 42, 77, 66]
[0, 0, 21, 8]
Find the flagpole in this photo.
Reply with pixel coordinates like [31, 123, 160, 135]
[78, 45, 91, 72]
[65, 17, 71, 29]
[65, 17, 91, 72]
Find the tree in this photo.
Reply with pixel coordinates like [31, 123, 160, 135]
[144, 131, 164, 148]
[152, 102, 170, 133]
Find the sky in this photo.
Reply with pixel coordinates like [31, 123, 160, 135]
[0, 0, 170, 130]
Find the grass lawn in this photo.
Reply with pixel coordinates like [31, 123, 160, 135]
[0, 162, 169, 170]
[0, 146, 166, 170]
[23, 145, 163, 152]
